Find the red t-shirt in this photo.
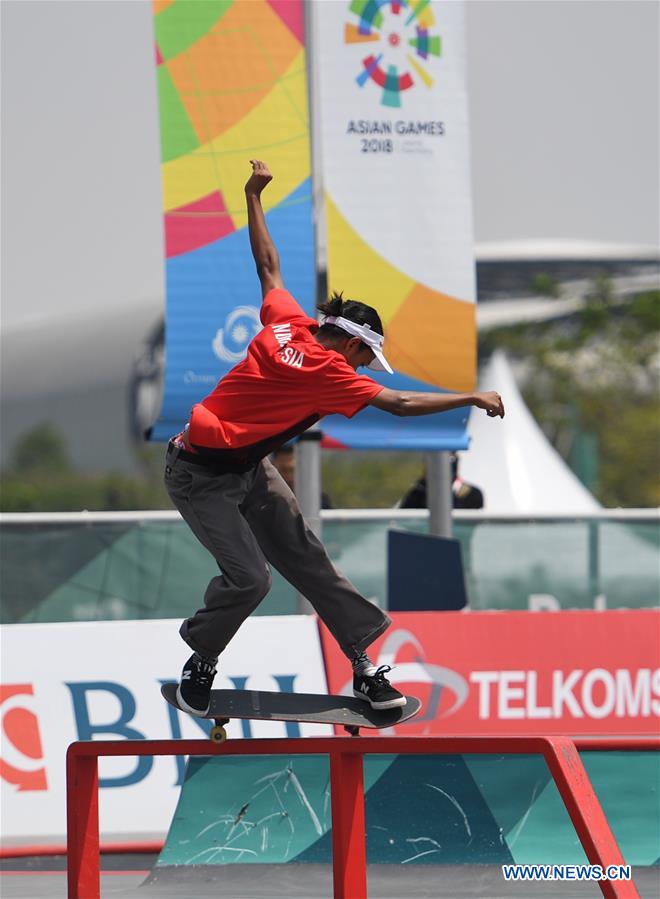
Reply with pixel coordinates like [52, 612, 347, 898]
[187, 289, 383, 460]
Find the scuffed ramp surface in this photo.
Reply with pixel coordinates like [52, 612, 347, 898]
[150, 752, 660, 869]
[151, 754, 511, 868]
[155, 755, 334, 866]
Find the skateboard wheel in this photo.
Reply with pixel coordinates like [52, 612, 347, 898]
[210, 725, 227, 743]
[344, 725, 360, 737]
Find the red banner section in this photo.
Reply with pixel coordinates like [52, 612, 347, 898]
[320, 610, 660, 736]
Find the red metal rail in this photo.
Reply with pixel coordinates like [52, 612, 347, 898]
[574, 737, 660, 751]
[0, 841, 163, 860]
[67, 735, 658, 899]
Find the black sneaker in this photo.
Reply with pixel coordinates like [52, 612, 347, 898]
[353, 665, 406, 711]
[176, 653, 217, 716]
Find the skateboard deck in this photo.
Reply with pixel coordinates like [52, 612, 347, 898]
[161, 683, 421, 742]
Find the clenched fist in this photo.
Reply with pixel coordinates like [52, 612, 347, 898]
[473, 391, 505, 418]
[245, 159, 273, 196]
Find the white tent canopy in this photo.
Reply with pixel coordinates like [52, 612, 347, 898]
[460, 351, 600, 513]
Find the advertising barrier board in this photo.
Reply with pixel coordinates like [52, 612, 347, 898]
[0, 616, 329, 843]
[320, 610, 660, 736]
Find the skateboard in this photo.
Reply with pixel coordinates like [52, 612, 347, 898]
[161, 683, 421, 743]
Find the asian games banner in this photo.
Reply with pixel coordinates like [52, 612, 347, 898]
[150, 0, 315, 441]
[313, 0, 476, 449]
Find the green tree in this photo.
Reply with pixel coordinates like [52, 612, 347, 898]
[531, 272, 560, 298]
[322, 451, 425, 509]
[486, 280, 660, 507]
[8, 423, 71, 474]
[0, 424, 171, 512]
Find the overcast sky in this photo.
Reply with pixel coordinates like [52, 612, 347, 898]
[2, 0, 658, 330]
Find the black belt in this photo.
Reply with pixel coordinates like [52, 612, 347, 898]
[167, 441, 256, 475]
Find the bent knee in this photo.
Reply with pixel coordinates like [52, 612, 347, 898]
[235, 564, 271, 604]
[255, 564, 272, 598]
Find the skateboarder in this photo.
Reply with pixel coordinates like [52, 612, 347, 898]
[165, 160, 505, 718]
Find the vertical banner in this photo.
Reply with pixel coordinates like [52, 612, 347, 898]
[150, 0, 315, 440]
[314, 0, 475, 449]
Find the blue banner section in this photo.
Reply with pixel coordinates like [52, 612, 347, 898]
[151, 180, 315, 441]
[322, 372, 471, 450]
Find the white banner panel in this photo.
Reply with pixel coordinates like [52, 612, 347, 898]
[0, 616, 329, 844]
[313, 0, 476, 398]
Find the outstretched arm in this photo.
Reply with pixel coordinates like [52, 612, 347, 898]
[245, 159, 284, 297]
[370, 388, 505, 418]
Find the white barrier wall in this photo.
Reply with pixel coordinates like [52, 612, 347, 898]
[0, 617, 330, 844]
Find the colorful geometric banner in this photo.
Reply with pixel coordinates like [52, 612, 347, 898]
[313, 0, 476, 449]
[150, 0, 315, 441]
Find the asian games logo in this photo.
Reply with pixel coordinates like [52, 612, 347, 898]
[345, 0, 442, 108]
[212, 306, 262, 363]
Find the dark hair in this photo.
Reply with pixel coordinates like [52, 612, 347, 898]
[316, 291, 383, 343]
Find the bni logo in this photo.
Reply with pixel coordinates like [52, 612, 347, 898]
[345, 0, 442, 108]
[0, 685, 48, 791]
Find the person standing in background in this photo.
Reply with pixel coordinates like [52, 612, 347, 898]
[400, 453, 484, 509]
[271, 444, 333, 509]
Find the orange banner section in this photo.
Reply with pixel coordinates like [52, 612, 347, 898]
[387, 283, 476, 391]
[165, 0, 300, 143]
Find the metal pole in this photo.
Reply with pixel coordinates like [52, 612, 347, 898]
[299, 2, 324, 615]
[426, 451, 453, 537]
[588, 519, 601, 605]
[294, 430, 323, 613]
[330, 749, 367, 899]
[66, 751, 99, 899]
[304, 0, 326, 271]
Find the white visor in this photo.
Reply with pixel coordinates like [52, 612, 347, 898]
[323, 315, 394, 374]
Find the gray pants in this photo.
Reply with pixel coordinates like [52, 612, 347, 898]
[164, 444, 390, 661]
